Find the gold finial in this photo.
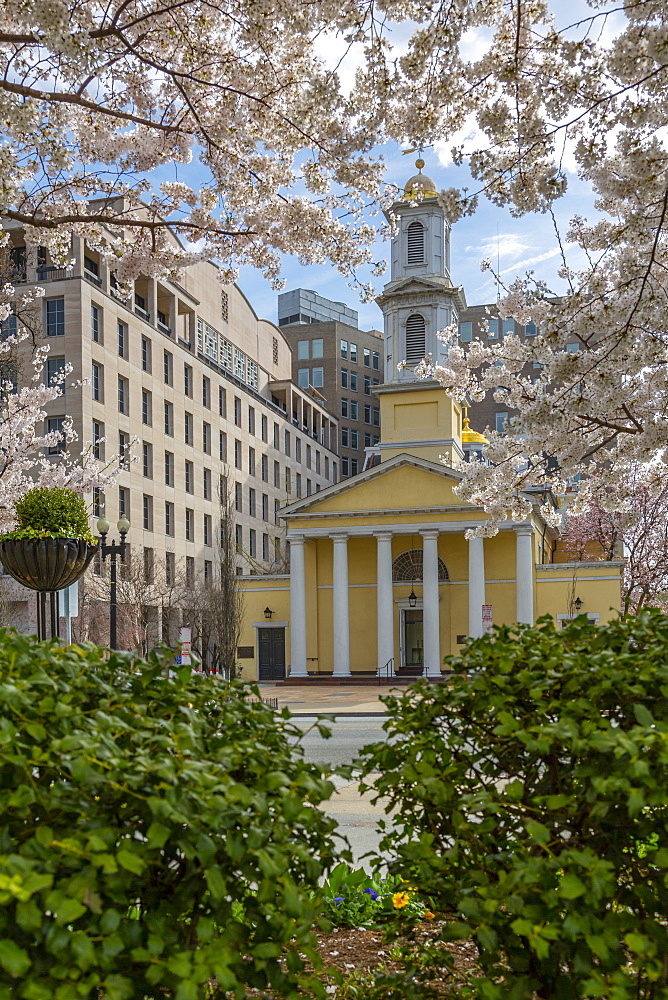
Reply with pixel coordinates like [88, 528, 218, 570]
[461, 405, 489, 445]
[415, 157, 425, 170]
[462, 406, 471, 431]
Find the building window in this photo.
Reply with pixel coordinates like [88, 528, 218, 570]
[261, 414, 268, 442]
[164, 400, 173, 436]
[118, 321, 128, 358]
[91, 362, 102, 401]
[296, 473, 302, 496]
[248, 406, 255, 435]
[185, 460, 194, 494]
[350, 343, 357, 363]
[503, 318, 514, 336]
[340, 339, 348, 360]
[262, 533, 269, 560]
[249, 528, 256, 557]
[364, 374, 371, 394]
[298, 340, 309, 359]
[341, 427, 349, 447]
[165, 501, 175, 536]
[285, 468, 291, 493]
[295, 438, 301, 463]
[46, 298, 64, 337]
[185, 508, 194, 541]
[351, 459, 359, 476]
[306, 444, 311, 469]
[496, 411, 508, 433]
[262, 493, 269, 521]
[297, 368, 309, 388]
[165, 451, 174, 487]
[203, 421, 211, 454]
[143, 547, 154, 584]
[312, 367, 324, 387]
[219, 385, 226, 417]
[405, 314, 426, 363]
[315, 451, 321, 474]
[406, 220, 425, 265]
[143, 495, 153, 531]
[488, 318, 499, 339]
[341, 398, 348, 417]
[234, 438, 242, 469]
[248, 446, 255, 477]
[164, 350, 173, 385]
[46, 356, 65, 390]
[349, 400, 357, 419]
[284, 430, 290, 457]
[202, 375, 211, 408]
[274, 499, 281, 526]
[312, 338, 323, 357]
[261, 454, 268, 482]
[272, 336, 279, 365]
[219, 431, 227, 462]
[204, 514, 212, 547]
[273, 461, 280, 487]
[204, 559, 212, 582]
[459, 321, 473, 342]
[341, 368, 348, 389]
[184, 411, 193, 445]
[306, 479, 311, 496]
[142, 441, 152, 478]
[364, 348, 371, 367]
[141, 389, 151, 425]
[91, 304, 101, 343]
[325, 456, 329, 478]
[273, 423, 279, 449]
[165, 550, 175, 583]
[235, 524, 243, 550]
[92, 421, 104, 460]
[351, 430, 358, 449]
[203, 468, 211, 501]
[372, 351, 380, 370]
[525, 321, 537, 337]
[141, 335, 151, 372]
[365, 432, 371, 447]
[185, 555, 194, 586]
[234, 396, 241, 426]
[235, 482, 242, 512]
[350, 372, 358, 391]
[341, 457, 349, 477]
[184, 364, 193, 397]
[119, 431, 130, 468]
[373, 407, 380, 426]
[119, 486, 129, 519]
[248, 487, 256, 517]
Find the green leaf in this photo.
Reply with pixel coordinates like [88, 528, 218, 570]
[0, 939, 30, 977]
[524, 819, 551, 845]
[558, 875, 587, 900]
[633, 703, 654, 727]
[116, 849, 145, 874]
[54, 898, 87, 925]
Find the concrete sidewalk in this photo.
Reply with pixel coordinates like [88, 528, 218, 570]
[255, 683, 406, 715]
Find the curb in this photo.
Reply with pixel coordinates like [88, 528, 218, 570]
[287, 711, 388, 718]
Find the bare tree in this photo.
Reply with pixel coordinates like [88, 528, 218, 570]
[179, 473, 243, 677]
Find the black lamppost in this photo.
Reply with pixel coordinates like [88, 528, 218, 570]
[96, 514, 130, 650]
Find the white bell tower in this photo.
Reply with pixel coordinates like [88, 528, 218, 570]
[376, 159, 466, 384]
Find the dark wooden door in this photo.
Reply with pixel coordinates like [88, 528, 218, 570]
[258, 627, 286, 680]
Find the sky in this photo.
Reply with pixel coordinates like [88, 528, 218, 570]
[232, 0, 625, 332]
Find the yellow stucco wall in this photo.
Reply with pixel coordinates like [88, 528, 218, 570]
[378, 386, 463, 466]
[535, 562, 623, 624]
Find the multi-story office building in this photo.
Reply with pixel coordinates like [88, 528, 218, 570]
[2, 223, 339, 630]
[277, 298, 384, 478]
[278, 287, 358, 328]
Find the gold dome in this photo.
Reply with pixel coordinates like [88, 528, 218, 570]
[461, 409, 489, 445]
[404, 157, 438, 199]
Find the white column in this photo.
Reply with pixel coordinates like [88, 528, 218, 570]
[376, 532, 394, 673]
[289, 534, 307, 676]
[422, 530, 441, 673]
[468, 535, 485, 638]
[332, 534, 350, 676]
[515, 526, 535, 625]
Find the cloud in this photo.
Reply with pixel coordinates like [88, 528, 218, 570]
[465, 234, 533, 261]
[499, 247, 563, 275]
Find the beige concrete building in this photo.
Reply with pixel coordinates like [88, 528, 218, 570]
[2, 223, 339, 636]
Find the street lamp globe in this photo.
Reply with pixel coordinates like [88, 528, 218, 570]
[96, 516, 110, 535]
[117, 515, 131, 535]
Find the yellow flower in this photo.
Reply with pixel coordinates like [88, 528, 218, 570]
[424, 911, 435, 920]
[393, 892, 410, 909]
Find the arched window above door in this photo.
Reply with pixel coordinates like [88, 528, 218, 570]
[392, 548, 449, 582]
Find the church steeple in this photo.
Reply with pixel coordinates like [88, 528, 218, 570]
[376, 158, 466, 385]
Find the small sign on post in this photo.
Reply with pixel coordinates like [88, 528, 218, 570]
[179, 626, 192, 667]
[482, 604, 493, 634]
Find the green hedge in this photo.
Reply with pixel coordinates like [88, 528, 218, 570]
[0, 633, 338, 1000]
[361, 612, 668, 999]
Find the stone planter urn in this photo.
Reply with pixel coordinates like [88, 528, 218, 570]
[0, 537, 98, 593]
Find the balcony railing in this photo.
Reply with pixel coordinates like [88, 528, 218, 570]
[84, 269, 102, 287]
[134, 305, 151, 322]
[157, 318, 172, 334]
[36, 266, 73, 282]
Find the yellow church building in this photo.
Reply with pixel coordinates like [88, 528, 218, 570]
[238, 162, 624, 682]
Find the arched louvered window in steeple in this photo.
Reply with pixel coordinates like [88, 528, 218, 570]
[406, 221, 425, 265]
[405, 313, 426, 364]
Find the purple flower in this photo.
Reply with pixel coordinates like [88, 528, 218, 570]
[333, 897, 345, 905]
[363, 888, 379, 900]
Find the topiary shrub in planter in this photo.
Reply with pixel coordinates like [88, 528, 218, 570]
[0, 633, 339, 1000]
[0, 487, 97, 591]
[361, 611, 668, 1000]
